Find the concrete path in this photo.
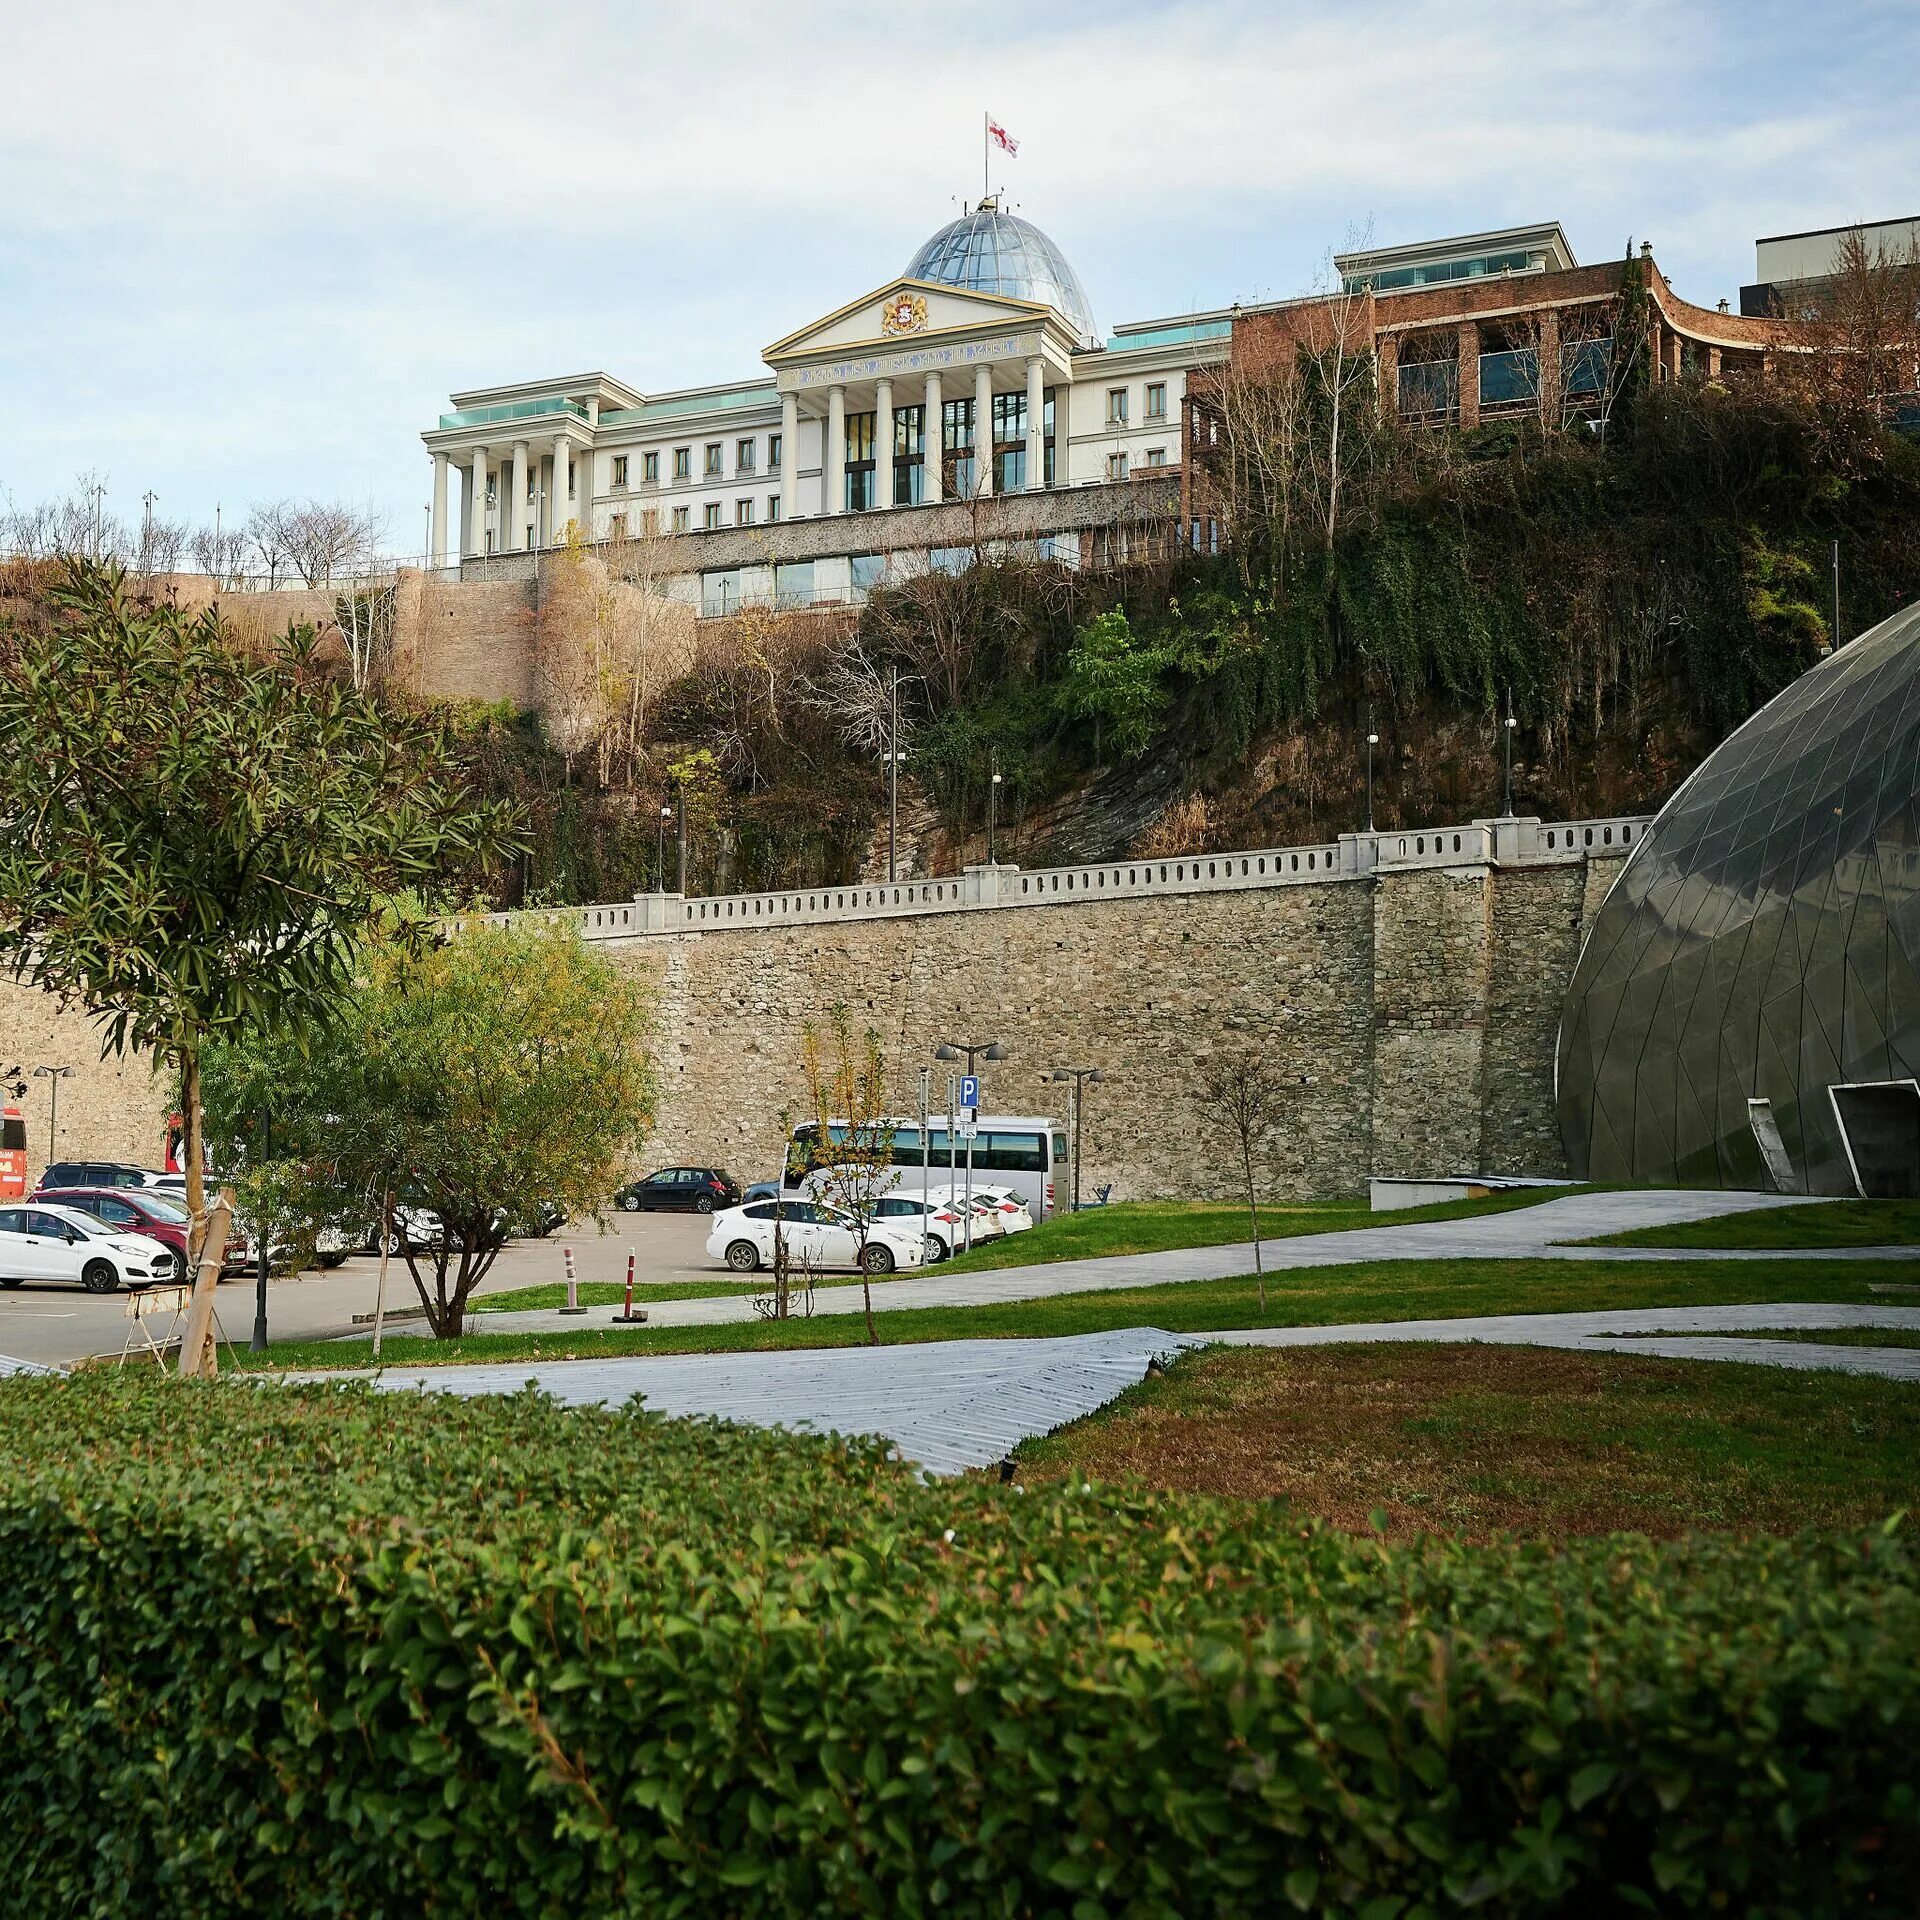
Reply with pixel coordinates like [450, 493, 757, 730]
[319, 1329, 1177, 1479]
[463, 1188, 1906, 1339]
[1218, 1301, 1920, 1382]
[299, 1301, 1920, 1477]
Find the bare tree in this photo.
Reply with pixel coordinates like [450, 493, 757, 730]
[1195, 1051, 1285, 1309]
[800, 1004, 898, 1346]
[191, 520, 249, 590]
[245, 501, 295, 587]
[334, 579, 397, 693]
[283, 500, 384, 587]
[136, 511, 189, 579]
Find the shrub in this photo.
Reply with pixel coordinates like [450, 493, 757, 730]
[0, 1374, 1915, 1916]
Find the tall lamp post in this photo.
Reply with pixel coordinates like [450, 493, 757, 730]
[675, 776, 688, 893]
[32, 1065, 73, 1163]
[1048, 1066, 1103, 1214]
[1365, 722, 1378, 833]
[655, 803, 672, 892]
[250, 1108, 271, 1355]
[885, 662, 906, 884]
[933, 1038, 1004, 1251]
[987, 755, 1003, 865]
[1500, 707, 1517, 819]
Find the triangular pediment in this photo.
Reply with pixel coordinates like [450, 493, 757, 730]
[765, 277, 1053, 363]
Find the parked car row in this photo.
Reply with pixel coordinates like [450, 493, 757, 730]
[694, 1180, 1034, 1277]
[0, 1203, 184, 1293]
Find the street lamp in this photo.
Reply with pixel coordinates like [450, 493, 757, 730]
[1365, 723, 1378, 833]
[675, 776, 688, 893]
[1048, 1066, 1104, 1214]
[885, 660, 905, 885]
[655, 803, 673, 892]
[31, 1066, 74, 1160]
[933, 1038, 1006, 1075]
[1501, 707, 1518, 819]
[987, 755, 1003, 866]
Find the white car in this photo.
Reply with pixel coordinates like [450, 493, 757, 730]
[924, 1185, 1008, 1245]
[0, 1202, 181, 1293]
[706, 1200, 927, 1276]
[868, 1193, 974, 1262]
[971, 1185, 1035, 1234]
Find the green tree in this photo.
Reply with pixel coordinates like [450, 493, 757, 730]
[204, 915, 657, 1337]
[1058, 610, 1170, 760]
[0, 564, 520, 1367]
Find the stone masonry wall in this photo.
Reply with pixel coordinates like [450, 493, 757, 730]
[0, 850, 1627, 1201]
[1368, 866, 1494, 1179]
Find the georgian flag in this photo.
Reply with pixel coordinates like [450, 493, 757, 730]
[987, 117, 1019, 156]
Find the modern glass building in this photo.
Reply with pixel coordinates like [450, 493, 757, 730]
[1557, 597, 1920, 1195]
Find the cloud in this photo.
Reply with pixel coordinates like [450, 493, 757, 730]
[1, 0, 1914, 532]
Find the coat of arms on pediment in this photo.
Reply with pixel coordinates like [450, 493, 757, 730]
[881, 292, 929, 337]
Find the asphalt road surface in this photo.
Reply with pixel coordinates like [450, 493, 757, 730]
[0, 1208, 717, 1369]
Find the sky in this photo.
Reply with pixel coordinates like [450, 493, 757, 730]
[1, 0, 1914, 550]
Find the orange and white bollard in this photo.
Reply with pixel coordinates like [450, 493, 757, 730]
[558, 1243, 587, 1315]
[612, 1247, 646, 1325]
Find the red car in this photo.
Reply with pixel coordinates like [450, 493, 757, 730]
[41, 1187, 251, 1280]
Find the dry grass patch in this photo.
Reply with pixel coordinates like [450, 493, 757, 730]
[1013, 1342, 1920, 1540]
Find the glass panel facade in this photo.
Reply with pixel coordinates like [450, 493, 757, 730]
[844, 411, 876, 512]
[701, 569, 742, 617]
[1563, 336, 1613, 396]
[1345, 248, 1536, 293]
[1478, 347, 1539, 408]
[943, 398, 976, 499]
[1397, 357, 1459, 418]
[1557, 598, 1920, 1193]
[902, 207, 1096, 344]
[774, 560, 814, 608]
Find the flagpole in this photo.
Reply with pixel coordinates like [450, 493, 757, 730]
[982, 109, 988, 204]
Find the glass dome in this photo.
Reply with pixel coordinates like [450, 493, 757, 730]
[903, 206, 1097, 347]
[1557, 597, 1920, 1193]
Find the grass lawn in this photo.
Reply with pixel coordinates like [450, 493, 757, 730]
[934, 1186, 1574, 1274]
[1010, 1343, 1920, 1539]
[236, 1253, 1920, 1371]
[1589, 1197, 1920, 1250]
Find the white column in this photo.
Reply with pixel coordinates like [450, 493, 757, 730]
[826, 384, 845, 515]
[469, 447, 488, 555]
[874, 378, 894, 510]
[430, 451, 448, 566]
[923, 370, 943, 504]
[508, 442, 528, 551]
[780, 390, 800, 519]
[1024, 356, 1046, 491]
[552, 434, 571, 541]
[973, 364, 994, 497]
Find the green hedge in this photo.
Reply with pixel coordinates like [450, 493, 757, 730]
[0, 1373, 1915, 1916]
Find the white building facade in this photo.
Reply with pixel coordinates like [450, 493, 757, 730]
[421, 203, 1227, 609]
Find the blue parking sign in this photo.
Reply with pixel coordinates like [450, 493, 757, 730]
[958, 1073, 980, 1109]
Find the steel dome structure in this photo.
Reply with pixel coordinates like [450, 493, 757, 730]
[1556, 597, 1920, 1195]
[904, 206, 1097, 347]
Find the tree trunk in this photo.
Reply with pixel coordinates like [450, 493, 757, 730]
[1244, 1141, 1266, 1312]
[175, 1048, 225, 1378]
[177, 1190, 232, 1379]
[858, 1232, 877, 1346]
[370, 1186, 394, 1362]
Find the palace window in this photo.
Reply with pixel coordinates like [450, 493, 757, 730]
[643, 450, 660, 484]
[844, 410, 877, 512]
[672, 447, 691, 481]
[766, 495, 781, 523]
[1106, 386, 1129, 426]
[671, 505, 690, 532]
[641, 508, 660, 535]
[702, 568, 742, 617]
[736, 437, 756, 473]
[1106, 451, 1130, 481]
[942, 397, 976, 498]
[1144, 447, 1167, 468]
[610, 513, 628, 538]
[1145, 381, 1167, 421]
[850, 553, 886, 597]
[768, 432, 782, 471]
[704, 442, 723, 478]
[611, 455, 629, 488]
[703, 502, 722, 529]
[891, 403, 925, 505]
[774, 559, 814, 608]
[736, 498, 754, 526]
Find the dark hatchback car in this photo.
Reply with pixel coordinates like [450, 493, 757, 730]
[613, 1167, 740, 1214]
[36, 1160, 160, 1192]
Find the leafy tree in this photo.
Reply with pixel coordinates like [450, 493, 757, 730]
[0, 564, 521, 1367]
[203, 915, 657, 1337]
[799, 1004, 898, 1345]
[1058, 610, 1171, 760]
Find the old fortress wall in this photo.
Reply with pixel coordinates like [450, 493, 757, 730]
[0, 816, 1637, 1199]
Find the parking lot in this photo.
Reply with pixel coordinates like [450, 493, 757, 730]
[0, 1208, 716, 1369]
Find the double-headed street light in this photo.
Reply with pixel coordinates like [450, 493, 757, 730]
[32, 1065, 74, 1159]
[1048, 1066, 1103, 1214]
[933, 1038, 1005, 1075]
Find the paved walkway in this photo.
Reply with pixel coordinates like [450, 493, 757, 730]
[463, 1188, 1906, 1339]
[306, 1302, 1920, 1476]
[323, 1329, 1177, 1479]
